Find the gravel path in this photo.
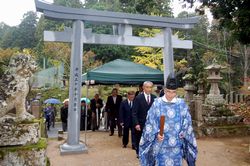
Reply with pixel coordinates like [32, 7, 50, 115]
[46, 131, 250, 166]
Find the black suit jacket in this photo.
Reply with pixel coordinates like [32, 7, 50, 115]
[132, 93, 156, 129]
[119, 100, 133, 128]
[90, 98, 103, 114]
[106, 95, 122, 119]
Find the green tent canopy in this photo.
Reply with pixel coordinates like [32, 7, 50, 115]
[82, 59, 164, 85]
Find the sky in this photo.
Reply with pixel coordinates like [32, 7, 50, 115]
[0, 0, 212, 27]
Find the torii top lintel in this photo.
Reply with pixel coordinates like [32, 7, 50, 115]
[35, 0, 199, 29]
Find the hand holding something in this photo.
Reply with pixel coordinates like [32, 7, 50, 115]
[157, 133, 164, 142]
[135, 125, 141, 131]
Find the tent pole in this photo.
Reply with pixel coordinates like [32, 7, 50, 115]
[85, 84, 89, 145]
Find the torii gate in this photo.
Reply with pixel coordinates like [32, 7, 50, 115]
[35, 0, 199, 154]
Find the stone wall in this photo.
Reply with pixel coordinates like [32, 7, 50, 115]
[199, 125, 250, 137]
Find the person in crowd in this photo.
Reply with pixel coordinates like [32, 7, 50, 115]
[106, 88, 123, 136]
[119, 91, 136, 149]
[44, 104, 52, 131]
[139, 74, 198, 165]
[50, 104, 57, 128]
[132, 81, 156, 158]
[135, 84, 143, 97]
[90, 94, 104, 131]
[80, 100, 87, 131]
[155, 85, 164, 97]
[60, 100, 68, 132]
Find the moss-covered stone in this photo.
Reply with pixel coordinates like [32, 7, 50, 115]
[0, 138, 47, 153]
[0, 138, 47, 166]
[198, 124, 250, 137]
[0, 120, 40, 146]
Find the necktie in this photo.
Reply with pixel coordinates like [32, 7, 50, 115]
[129, 101, 132, 108]
[147, 95, 150, 104]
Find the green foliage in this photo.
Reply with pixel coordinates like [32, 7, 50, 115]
[83, 0, 172, 65]
[54, 0, 83, 8]
[34, 0, 83, 73]
[175, 58, 188, 71]
[0, 11, 38, 49]
[0, 26, 18, 49]
[83, 50, 102, 72]
[184, 0, 250, 44]
[0, 0, 247, 93]
[119, 0, 172, 16]
[0, 22, 11, 46]
[132, 47, 163, 70]
[216, 106, 235, 117]
[28, 88, 69, 104]
[132, 28, 163, 70]
[84, 44, 133, 63]
[0, 48, 19, 75]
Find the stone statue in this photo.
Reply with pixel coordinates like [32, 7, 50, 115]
[0, 54, 37, 121]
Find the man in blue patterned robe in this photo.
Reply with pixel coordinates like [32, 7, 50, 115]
[139, 75, 198, 166]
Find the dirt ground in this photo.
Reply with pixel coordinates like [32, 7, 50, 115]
[47, 131, 250, 166]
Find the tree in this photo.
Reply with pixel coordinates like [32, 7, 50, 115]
[34, 0, 83, 76]
[17, 11, 38, 49]
[0, 11, 38, 49]
[0, 22, 10, 47]
[0, 27, 18, 49]
[120, 0, 172, 16]
[83, 50, 102, 72]
[41, 42, 71, 77]
[54, 0, 83, 8]
[132, 28, 163, 70]
[84, 44, 133, 63]
[183, 0, 250, 45]
[0, 48, 19, 75]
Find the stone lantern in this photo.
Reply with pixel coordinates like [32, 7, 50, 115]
[183, 73, 195, 104]
[205, 59, 225, 105]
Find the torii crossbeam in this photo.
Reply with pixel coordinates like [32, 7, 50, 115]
[35, 0, 199, 155]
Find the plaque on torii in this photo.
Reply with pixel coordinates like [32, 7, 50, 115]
[35, 0, 199, 155]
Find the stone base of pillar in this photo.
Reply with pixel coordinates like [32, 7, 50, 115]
[60, 142, 88, 155]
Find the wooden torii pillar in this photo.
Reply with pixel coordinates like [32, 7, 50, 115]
[35, 0, 199, 154]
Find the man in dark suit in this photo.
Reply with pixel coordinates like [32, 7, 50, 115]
[90, 94, 103, 131]
[60, 101, 68, 132]
[80, 100, 86, 131]
[132, 81, 156, 157]
[135, 84, 143, 97]
[106, 88, 123, 136]
[119, 91, 136, 149]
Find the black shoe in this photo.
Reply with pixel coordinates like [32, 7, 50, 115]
[136, 155, 139, 159]
[109, 133, 114, 136]
[123, 145, 127, 148]
[132, 146, 136, 150]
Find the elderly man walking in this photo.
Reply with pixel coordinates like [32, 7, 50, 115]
[132, 81, 156, 158]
